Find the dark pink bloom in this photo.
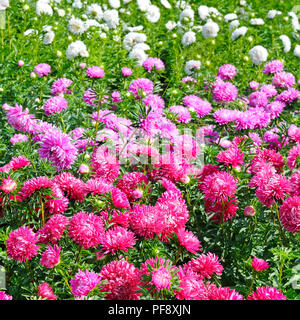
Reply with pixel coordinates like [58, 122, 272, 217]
[251, 257, 270, 271]
[248, 286, 286, 300]
[279, 196, 300, 233]
[176, 228, 202, 254]
[0, 291, 13, 300]
[70, 269, 102, 298]
[38, 282, 57, 300]
[217, 64, 237, 80]
[86, 66, 105, 78]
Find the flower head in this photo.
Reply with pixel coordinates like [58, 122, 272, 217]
[40, 245, 61, 269]
[251, 257, 270, 271]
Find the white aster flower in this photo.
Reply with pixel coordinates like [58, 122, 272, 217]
[123, 32, 147, 51]
[86, 4, 103, 21]
[36, 0, 53, 16]
[229, 20, 239, 31]
[249, 45, 268, 65]
[129, 47, 148, 66]
[184, 60, 201, 75]
[68, 17, 86, 35]
[267, 10, 281, 19]
[250, 18, 264, 25]
[294, 45, 300, 58]
[137, 0, 151, 12]
[0, 0, 9, 10]
[202, 21, 219, 38]
[165, 20, 177, 31]
[57, 9, 65, 17]
[145, 5, 160, 23]
[108, 0, 120, 9]
[103, 9, 119, 28]
[198, 5, 209, 20]
[66, 40, 89, 59]
[181, 31, 196, 46]
[161, 0, 171, 9]
[279, 35, 291, 52]
[231, 26, 247, 40]
[43, 30, 55, 45]
[72, 0, 82, 9]
[224, 13, 237, 22]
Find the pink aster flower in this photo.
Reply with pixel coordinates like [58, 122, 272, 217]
[143, 57, 165, 73]
[43, 96, 68, 116]
[0, 177, 17, 194]
[248, 286, 286, 300]
[34, 63, 51, 77]
[78, 164, 89, 174]
[0, 291, 13, 300]
[83, 88, 98, 106]
[288, 125, 300, 143]
[129, 204, 166, 239]
[143, 94, 165, 112]
[51, 78, 73, 95]
[38, 128, 78, 171]
[6, 226, 39, 262]
[186, 252, 224, 280]
[69, 211, 104, 249]
[251, 257, 270, 271]
[122, 67, 132, 76]
[272, 72, 295, 88]
[260, 84, 277, 98]
[250, 149, 285, 174]
[244, 206, 256, 217]
[38, 282, 57, 300]
[100, 259, 141, 300]
[181, 76, 197, 84]
[279, 196, 300, 233]
[249, 91, 268, 108]
[91, 146, 120, 182]
[40, 245, 61, 269]
[176, 228, 202, 254]
[182, 95, 212, 118]
[168, 105, 191, 123]
[86, 66, 105, 78]
[275, 88, 300, 104]
[10, 133, 28, 144]
[209, 286, 244, 300]
[212, 79, 238, 103]
[290, 171, 300, 196]
[205, 198, 238, 224]
[213, 108, 239, 125]
[128, 78, 154, 97]
[216, 146, 244, 167]
[3, 104, 36, 133]
[217, 64, 237, 80]
[150, 267, 172, 290]
[263, 60, 284, 74]
[37, 214, 69, 244]
[265, 101, 285, 119]
[200, 171, 237, 203]
[84, 178, 114, 196]
[100, 226, 136, 254]
[287, 144, 300, 170]
[249, 81, 260, 90]
[70, 269, 102, 298]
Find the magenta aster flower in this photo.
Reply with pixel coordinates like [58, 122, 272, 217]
[99, 259, 141, 300]
[86, 66, 105, 78]
[37, 214, 69, 244]
[6, 226, 40, 262]
[40, 245, 61, 269]
[122, 67, 132, 76]
[244, 206, 256, 217]
[84, 178, 114, 196]
[250, 149, 285, 174]
[260, 84, 277, 98]
[217, 64, 237, 80]
[290, 171, 300, 196]
[83, 88, 98, 106]
[249, 91, 268, 108]
[185, 252, 224, 280]
[287, 144, 300, 170]
[216, 147, 244, 167]
[249, 81, 260, 90]
[150, 267, 172, 291]
[128, 78, 154, 97]
[251, 257, 270, 271]
[212, 79, 238, 103]
[10, 133, 28, 144]
[168, 105, 192, 123]
[176, 228, 202, 254]
[209, 286, 243, 300]
[70, 269, 102, 298]
[38, 282, 57, 300]
[263, 60, 284, 74]
[100, 226, 136, 254]
[279, 196, 300, 233]
[0, 291, 13, 300]
[182, 95, 212, 118]
[265, 101, 285, 119]
[34, 63, 51, 77]
[0, 177, 17, 194]
[275, 88, 300, 104]
[43, 96, 68, 116]
[38, 128, 78, 171]
[51, 77, 73, 95]
[68, 211, 104, 249]
[205, 198, 238, 224]
[248, 286, 286, 300]
[142, 94, 165, 112]
[143, 57, 165, 73]
[272, 72, 295, 88]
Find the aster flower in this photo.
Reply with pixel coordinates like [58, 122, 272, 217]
[100, 259, 141, 300]
[216, 147, 244, 167]
[263, 60, 284, 74]
[287, 144, 300, 170]
[185, 252, 224, 280]
[121, 67, 132, 76]
[290, 171, 300, 196]
[251, 257, 270, 271]
[100, 226, 136, 254]
[51, 77, 73, 95]
[6, 226, 40, 262]
[10, 133, 28, 144]
[260, 84, 277, 98]
[43, 96, 68, 116]
[128, 78, 154, 97]
[182, 95, 212, 118]
[212, 79, 238, 103]
[275, 88, 300, 104]
[217, 64, 237, 80]
[209, 286, 244, 300]
[248, 286, 286, 300]
[40, 245, 61, 269]
[0, 177, 17, 194]
[272, 72, 295, 88]
[38, 128, 78, 171]
[176, 228, 202, 254]
[142, 94, 165, 112]
[70, 269, 102, 298]
[250, 149, 285, 174]
[142, 57, 165, 73]
[0, 291, 13, 300]
[84, 178, 114, 196]
[34, 63, 51, 77]
[168, 105, 191, 124]
[279, 196, 300, 233]
[249, 91, 268, 108]
[68, 211, 104, 249]
[86, 66, 105, 78]
[244, 206, 256, 217]
[205, 198, 238, 224]
[37, 214, 69, 244]
[200, 171, 237, 203]
[38, 282, 57, 300]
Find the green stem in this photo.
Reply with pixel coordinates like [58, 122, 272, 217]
[174, 247, 183, 265]
[247, 270, 256, 298]
[57, 267, 72, 294]
[26, 259, 36, 289]
[73, 246, 83, 272]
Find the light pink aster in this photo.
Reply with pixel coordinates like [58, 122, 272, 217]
[143, 57, 165, 73]
[272, 71, 295, 88]
[51, 77, 73, 95]
[34, 63, 51, 77]
[168, 105, 192, 123]
[86, 66, 105, 78]
[10, 133, 28, 144]
[128, 78, 154, 97]
[43, 96, 68, 116]
[217, 64, 237, 80]
[0, 177, 17, 194]
[262, 60, 284, 74]
[122, 67, 132, 76]
[0, 291, 13, 300]
[182, 95, 212, 118]
[212, 79, 238, 103]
